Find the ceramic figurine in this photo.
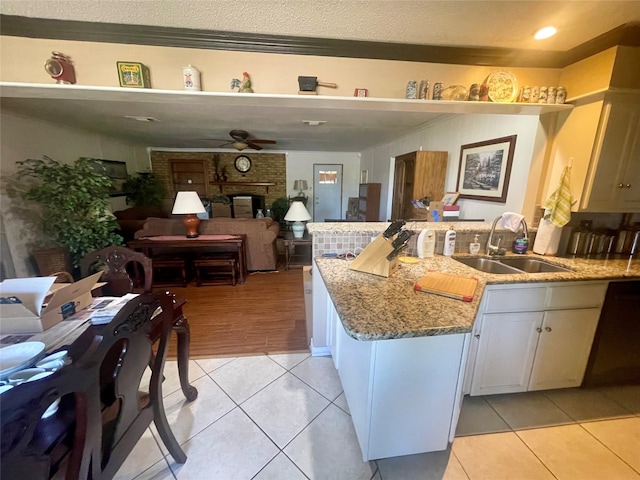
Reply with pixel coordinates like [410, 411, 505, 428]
[231, 72, 253, 93]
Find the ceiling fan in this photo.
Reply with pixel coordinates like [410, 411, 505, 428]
[213, 129, 277, 151]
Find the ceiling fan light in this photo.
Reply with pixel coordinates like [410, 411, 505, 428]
[534, 26, 557, 40]
[232, 141, 248, 151]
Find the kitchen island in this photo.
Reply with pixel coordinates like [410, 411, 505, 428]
[308, 221, 640, 461]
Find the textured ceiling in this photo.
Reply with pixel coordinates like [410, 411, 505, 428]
[2, 0, 640, 52]
[1, 1, 639, 152]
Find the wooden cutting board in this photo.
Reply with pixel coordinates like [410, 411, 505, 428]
[413, 272, 478, 302]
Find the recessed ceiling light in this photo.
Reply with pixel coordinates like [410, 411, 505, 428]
[302, 120, 326, 126]
[124, 115, 161, 122]
[534, 26, 557, 40]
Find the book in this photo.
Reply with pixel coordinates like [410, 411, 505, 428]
[89, 294, 139, 325]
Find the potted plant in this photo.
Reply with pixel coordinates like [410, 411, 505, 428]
[271, 197, 290, 230]
[6, 156, 123, 270]
[122, 172, 167, 207]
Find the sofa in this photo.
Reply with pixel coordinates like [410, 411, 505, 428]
[114, 206, 169, 242]
[133, 217, 280, 271]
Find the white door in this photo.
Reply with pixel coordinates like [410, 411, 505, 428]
[470, 312, 543, 396]
[313, 164, 343, 222]
[528, 308, 600, 391]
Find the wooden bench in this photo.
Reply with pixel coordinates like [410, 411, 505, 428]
[193, 255, 237, 286]
[151, 256, 188, 287]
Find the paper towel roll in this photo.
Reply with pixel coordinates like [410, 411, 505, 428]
[533, 218, 563, 255]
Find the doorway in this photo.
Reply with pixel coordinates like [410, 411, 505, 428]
[313, 164, 343, 222]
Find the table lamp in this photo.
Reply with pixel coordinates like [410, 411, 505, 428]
[293, 179, 308, 198]
[172, 191, 206, 238]
[284, 201, 312, 238]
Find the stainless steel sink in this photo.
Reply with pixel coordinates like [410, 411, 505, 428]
[498, 257, 573, 273]
[452, 257, 524, 274]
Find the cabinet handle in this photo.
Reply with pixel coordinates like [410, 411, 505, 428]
[536, 327, 542, 333]
[545, 327, 552, 332]
[625, 184, 631, 188]
[474, 334, 480, 339]
[618, 183, 624, 188]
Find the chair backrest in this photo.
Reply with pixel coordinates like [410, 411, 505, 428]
[80, 246, 153, 296]
[0, 292, 183, 480]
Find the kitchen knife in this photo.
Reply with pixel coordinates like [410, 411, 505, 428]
[386, 230, 414, 260]
[382, 220, 406, 239]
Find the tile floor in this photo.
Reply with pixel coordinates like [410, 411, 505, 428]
[118, 353, 640, 479]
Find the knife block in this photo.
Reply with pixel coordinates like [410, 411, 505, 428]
[349, 234, 399, 277]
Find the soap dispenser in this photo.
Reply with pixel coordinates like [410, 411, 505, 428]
[417, 228, 436, 258]
[469, 234, 481, 254]
[443, 226, 456, 256]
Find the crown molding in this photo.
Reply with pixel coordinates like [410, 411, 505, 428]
[1, 15, 639, 69]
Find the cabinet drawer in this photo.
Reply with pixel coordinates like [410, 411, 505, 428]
[545, 282, 607, 310]
[483, 286, 547, 313]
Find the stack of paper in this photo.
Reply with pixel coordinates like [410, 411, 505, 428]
[89, 294, 139, 325]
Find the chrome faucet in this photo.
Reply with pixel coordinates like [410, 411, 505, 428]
[486, 215, 529, 256]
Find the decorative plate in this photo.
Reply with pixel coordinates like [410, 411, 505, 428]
[440, 85, 468, 101]
[0, 341, 46, 380]
[485, 71, 519, 103]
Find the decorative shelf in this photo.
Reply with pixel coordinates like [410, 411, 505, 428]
[210, 181, 276, 193]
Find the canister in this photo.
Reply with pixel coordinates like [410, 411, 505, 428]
[182, 65, 201, 91]
[406, 81, 418, 99]
[538, 86, 548, 103]
[468, 83, 480, 101]
[556, 86, 567, 104]
[432, 82, 443, 100]
[530, 86, 540, 103]
[547, 87, 557, 104]
[419, 80, 430, 99]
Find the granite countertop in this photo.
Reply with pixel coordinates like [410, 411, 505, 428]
[314, 253, 640, 342]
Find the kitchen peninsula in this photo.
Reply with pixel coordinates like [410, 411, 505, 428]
[307, 221, 640, 461]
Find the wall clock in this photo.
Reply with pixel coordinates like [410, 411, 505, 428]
[234, 155, 252, 174]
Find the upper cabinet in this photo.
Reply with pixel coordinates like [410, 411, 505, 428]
[581, 93, 640, 212]
[547, 91, 640, 213]
[391, 151, 448, 220]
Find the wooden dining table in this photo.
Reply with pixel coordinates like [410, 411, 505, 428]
[129, 234, 247, 284]
[0, 294, 198, 402]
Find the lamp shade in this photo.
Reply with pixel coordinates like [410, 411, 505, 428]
[293, 180, 308, 192]
[172, 191, 206, 214]
[284, 201, 312, 238]
[284, 201, 312, 222]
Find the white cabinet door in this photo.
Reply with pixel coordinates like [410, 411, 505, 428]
[581, 93, 640, 212]
[470, 312, 543, 396]
[528, 308, 601, 391]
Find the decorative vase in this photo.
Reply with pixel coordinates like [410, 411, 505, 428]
[256, 209, 265, 218]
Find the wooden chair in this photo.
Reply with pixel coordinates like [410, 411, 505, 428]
[51, 271, 75, 283]
[80, 245, 198, 401]
[80, 245, 152, 296]
[0, 293, 186, 479]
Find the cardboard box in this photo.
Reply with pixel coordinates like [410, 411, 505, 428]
[0, 271, 103, 334]
[233, 196, 253, 218]
[116, 61, 151, 88]
[211, 203, 232, 218]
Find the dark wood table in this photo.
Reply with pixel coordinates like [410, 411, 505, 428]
[283, 232, 312, 269]
[129, 234, 247, 284]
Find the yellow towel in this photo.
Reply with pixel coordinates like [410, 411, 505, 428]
[543, 165, 573, 227]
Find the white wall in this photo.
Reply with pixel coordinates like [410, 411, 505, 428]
[362, 114, 546, 223]
[0, 111, 147, 277]
[286, 151, 361, 219]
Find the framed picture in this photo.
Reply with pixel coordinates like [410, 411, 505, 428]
[441, 192, 459, 206]
[456, 135, 517, 203]
[354, 88, 368, 97]
[360, 169, 369, 184]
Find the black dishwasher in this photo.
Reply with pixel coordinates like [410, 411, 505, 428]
[582, 280, 640, 387]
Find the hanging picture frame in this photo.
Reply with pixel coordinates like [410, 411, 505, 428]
[456, 135, 517, 203]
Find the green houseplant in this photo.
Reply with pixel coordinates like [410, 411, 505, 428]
[8, 156, 123, 268]
[122, 172, 166, 207]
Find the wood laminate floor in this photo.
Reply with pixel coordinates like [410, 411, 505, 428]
[155, 260, 309, 358]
